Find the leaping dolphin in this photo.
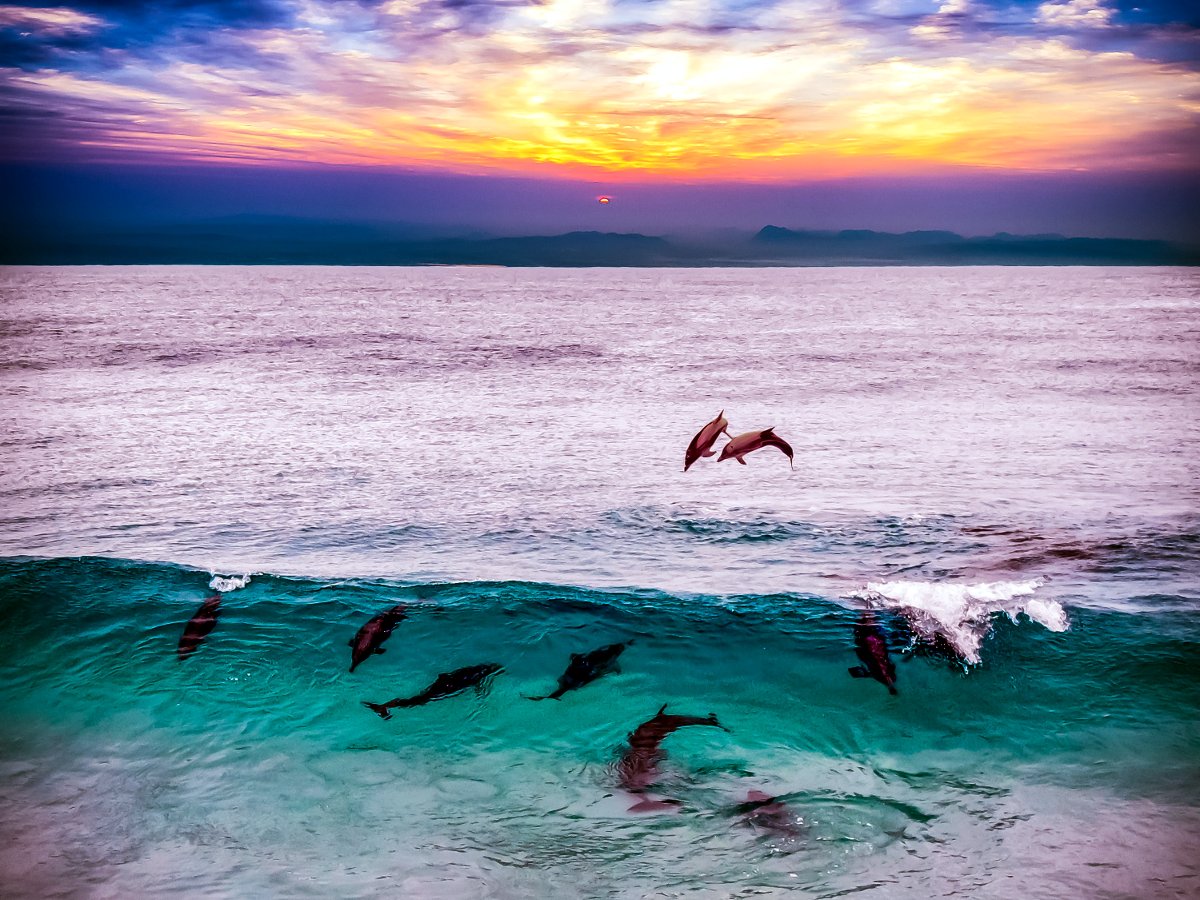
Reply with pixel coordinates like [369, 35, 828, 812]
[528, 640, 631, 701]
[717, 427, 795, 469]
[177, 595, 221, 660]
[362, 663, 502, 719]
[348, 604, 407, 673]
[684, 410, 732, 471]
[849, 609, 898, 695]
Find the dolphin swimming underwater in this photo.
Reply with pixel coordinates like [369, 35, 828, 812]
[849, 609, 898, 695]
[717, 427, 795, 469]
[177, 595, 222, 660]
[348, 604, 407, 673]
[527, 640, 631, 701]
[737, 790, 803, 838]
[362, 663, 502, 719]
[616, 704, 727, 812]
[684, 410, 731, 471]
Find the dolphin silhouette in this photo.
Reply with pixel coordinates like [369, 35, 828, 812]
[616, 703, 727, 811]
[684, 410, 731, 471]
[717, 427, 795, 469]
[348, 604, 407, 673]
[177, 595, 221, 660]
[528, 640, 631, 701]
[363, 663, 502, 719]
[849, 609, 898, 694]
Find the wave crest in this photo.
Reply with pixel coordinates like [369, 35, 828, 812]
[855, 579, 1067, 664]
[208, 573, 253, 593]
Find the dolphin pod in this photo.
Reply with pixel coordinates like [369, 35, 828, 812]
[177, 595, 222, 660]
[348, 604, 408, 673]
[527, 640, 632, 701]
[684, 411, 795, 471]
[362, 663, 503, 719]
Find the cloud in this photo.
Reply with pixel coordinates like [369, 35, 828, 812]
[0, 5, 105, 33]
[0, 0, 1196, 179]
[1036, 0, 1113, 28]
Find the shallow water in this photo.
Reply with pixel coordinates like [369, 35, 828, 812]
[1, 266, 1198, 898]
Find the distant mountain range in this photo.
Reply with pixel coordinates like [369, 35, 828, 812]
[2, 219, 1195, 266]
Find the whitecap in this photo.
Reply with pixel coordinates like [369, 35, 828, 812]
[208, 573, 253, 593]
[853, 578, 1067, 664]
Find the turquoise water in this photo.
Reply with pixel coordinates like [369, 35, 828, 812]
[1, 266, 1199, 897]
[3, 556, 1198, 898]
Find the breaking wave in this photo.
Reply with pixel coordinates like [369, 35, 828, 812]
[853, 578, 1068, 664]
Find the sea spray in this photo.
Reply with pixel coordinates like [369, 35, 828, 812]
[208, 572, 253, 593]
[854, 579, 1068, 664]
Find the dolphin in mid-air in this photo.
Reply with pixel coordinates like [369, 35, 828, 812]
[616, 704, 727, 812]
[362, 663, 503, 719]
[684, 410, 731, 471]
[848, 609, 898, 695]
[717, 427, 795, 469]
[348, 604, 407, 673]
[177, 595, 222, 660]
[527, 640, 631, 701]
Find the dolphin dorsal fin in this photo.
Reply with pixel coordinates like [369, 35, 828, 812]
[657, 703, 669, 715]
[762, 426, 775, 435]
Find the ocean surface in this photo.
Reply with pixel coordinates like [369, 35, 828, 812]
[1, 265, 1198, 898]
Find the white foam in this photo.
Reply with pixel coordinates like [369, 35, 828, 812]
[854, 578, 1067, 664]
[208, 573, 252, 593]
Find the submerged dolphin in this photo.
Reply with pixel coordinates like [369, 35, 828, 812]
[348, 604, 407, 673]
[176, 600, 222, 662]
[362, 663, 502, 719]
[177, 595, 222, 660]
[849, 610, 898, 695]
[617, 704, 727, 811]
[737, 790, 803, 837]
[717, 427, 795, 469]
[684, 410, 731, 471]
[528, 640, 631, 701]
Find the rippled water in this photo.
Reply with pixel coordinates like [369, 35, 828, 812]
[1, 265, 1198, 898]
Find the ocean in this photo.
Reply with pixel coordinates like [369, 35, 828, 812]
[1, 265, 1197, 898]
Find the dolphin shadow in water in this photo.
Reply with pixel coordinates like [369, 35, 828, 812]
[177, 595, 222, 660]
[615, 703, 728, 813]
[527, 640, 631, 701]
[363, 663, 503, 719]
[348, 604, 407, 673]
[849, 609, 898, 694]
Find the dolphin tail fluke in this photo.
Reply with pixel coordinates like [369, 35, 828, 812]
[362, 701, 393, 720]
[848, 666, 870, 678]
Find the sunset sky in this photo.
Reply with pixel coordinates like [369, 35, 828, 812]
[2, 0, 1198, 238]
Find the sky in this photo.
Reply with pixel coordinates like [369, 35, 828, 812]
[1, 0, 1199, 239]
